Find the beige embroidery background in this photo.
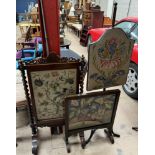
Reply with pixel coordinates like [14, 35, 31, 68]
[30, 69, 77, 120]
[68, 94, 116, 130]
[87, 28, 134, 91]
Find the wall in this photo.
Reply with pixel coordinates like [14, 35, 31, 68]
[114, 0, 138, 20]
[94, 0, 137, 20]
[64, 0, 77, 6]
[72, 0, 78, 6]
[127, 0, 138, 17]
[95, 0, 108, 16]
[16, 0, 37, 13]
[106, 0, 114, 18]
[115, 0, 130, 20]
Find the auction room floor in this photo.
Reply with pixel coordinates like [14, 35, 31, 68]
[16, 27, 138, 155]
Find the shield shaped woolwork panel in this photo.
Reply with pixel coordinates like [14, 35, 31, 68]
[27, 63, 79, 122]
[65, 90, 120, 131]
[87, 28, 134, 91]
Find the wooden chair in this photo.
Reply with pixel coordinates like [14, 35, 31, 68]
[18, 53, 86, 155]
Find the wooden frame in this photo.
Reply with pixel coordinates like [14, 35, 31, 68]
[26, 63, 80, 126]
[19, 53, 86, 155]
[64, 89, 121, 152]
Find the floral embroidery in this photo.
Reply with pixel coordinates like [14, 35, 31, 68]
[37, 92, 43, 98]
[68, 94, 116, 130]
[34, 78, 43, 87]
[31, 69, 77, 120]
[87, 28, 134, 90]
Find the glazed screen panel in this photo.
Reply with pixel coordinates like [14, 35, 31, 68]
[67, 93, 117, 130]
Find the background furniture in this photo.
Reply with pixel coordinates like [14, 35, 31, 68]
[17, 23, 40, 39]
[80, 8, 104, 46]
[70, 23, 82, 37]
[16, 40, 43, 69]
[82, 9, 104, 28]
[79, 25, 90, 46]
[59, 21, 66, 36]
[103, 17, 112, 28]
[16, 41, 36, 49]
[60, 39, 71, 49]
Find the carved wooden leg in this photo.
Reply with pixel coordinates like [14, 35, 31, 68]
[79, 131, 86, 149]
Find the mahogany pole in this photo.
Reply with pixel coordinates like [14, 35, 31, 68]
[39, 0, 49, 56]
[38, 0, 60, 57]
[112, 2, 118, 28]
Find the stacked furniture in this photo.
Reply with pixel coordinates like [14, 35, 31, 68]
[66, 16, 80, 31]
[82, 9, 104, 28]
[71, 23, 82, 37]
[79, 25, 90, 46]
[16, 37, 43, 69]
[80, 8, 104, 46]
[103, 17, 113, 28]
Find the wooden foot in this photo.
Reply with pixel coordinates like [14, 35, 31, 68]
[66, 143, 71, 153]
[65, 138, 71, 153]
[104, 129, 114, 144]
[32, 134, 38, 155]
[81, 140, 85, 149]
[104, 128, 120, 144]
[112, 130, 120, 137]
[132, 127, 138, 131]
